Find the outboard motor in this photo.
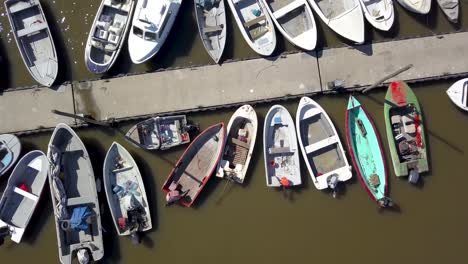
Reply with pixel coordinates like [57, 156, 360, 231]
[131, 232, 141, 245]
[0, 226, 10, 246]
[327, 174, 339, 198]
[378, 197, 394, 208]
[77, 249, 90, 264]
[408, 169, 419, 184]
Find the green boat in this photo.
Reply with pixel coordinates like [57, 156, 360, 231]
[384, 81, 428, 184]
[346, 96, 392, 207]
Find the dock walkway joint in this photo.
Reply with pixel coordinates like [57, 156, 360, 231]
[1, 32, 468, 134]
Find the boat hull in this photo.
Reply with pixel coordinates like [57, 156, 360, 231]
[384, 81, 429, 177]
[447, 78, 468, 111]
[397, 0, 431, 14]
[264, 105, 301, 187]
[345, 96, 387, 203]
[0, 134, 21, 177]
[359, 0, 394, 31]
[162, 123, 225, 207]
[296, 97, 352, 190]
[437, 0, 459, 23]
[0, 151, 48, 243]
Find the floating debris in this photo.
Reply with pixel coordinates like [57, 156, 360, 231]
[60, 17, 65, 23]
[1, 13, 4, 17]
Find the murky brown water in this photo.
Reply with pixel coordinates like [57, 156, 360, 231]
[0, 0, 467, 88]
[0, 80, 467, 263]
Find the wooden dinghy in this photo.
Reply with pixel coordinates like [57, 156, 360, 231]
[358, 0, 394, 31]
[47, 123, 104, 264]
[125, 115, 194, 151]
[437, 0, 459, 23]
[195, 0, 227, 63]
[261, 0, 317, 50]
[296, 97, 351, 194]
[103, 142, 152, 244]
[162, 123, 225, 207]
[384, 81, 428, 184]
[308, 0, 365, 42]
[226, 0, 276, 56]
[264, 105, 301, 187]
[128, 0, 182, 63]
[216, 105, 257, 184]
[447, 78, 468, 111]
[346, 96, 393, 208]
[396, 0, 431, 14]
[85, 0, 135, 74]
[0, 151, 48, 244]
[0, 134, 21, 178]
[4, 0, 58, 87]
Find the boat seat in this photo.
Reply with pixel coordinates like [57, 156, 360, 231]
[244, 15, 266, 28]
[9, 2, 38, 14]
[391, 115, 401, 125]
[94, 28, 109, 41]
[204, 25, 223, 34]
[13, 187, 39, 202]
[17, 23, 47, 38]
[304, 136, 338, 154]
[67, 197, 92, 207]
[104, 43, 117, 52]
[269, 147, 291, 154]
[91, 39, 104, 50]
[108, 33, 120, 45]
[272, 0, 303, 19]
[402, 116, 416, 134]
[231, 137, 249, 149]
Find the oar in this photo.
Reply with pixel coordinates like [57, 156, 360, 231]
[51, 109, 115, 127]
[216, 175, 234, 205]
[360, 64, 413, 93]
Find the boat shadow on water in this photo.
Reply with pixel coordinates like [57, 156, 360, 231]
[0, 41, 11, 90]
[41, 1, 72, 87]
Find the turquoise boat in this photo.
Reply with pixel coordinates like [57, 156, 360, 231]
[345, 96, 392, 207]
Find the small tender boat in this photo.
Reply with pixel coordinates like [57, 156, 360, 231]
[226, 0, 276, 56]
[194, 0, 227, 63]
[261, 0, 317, 50]
[447, 78, 468, 111]
[128, 0, 182, 63]
[296, 97, 351, 194]
[384, 81, 428, 184]
[437, 0, 459, 23]
[103, 142, 152, 243]
[47, 123, 104, 264]
[0, 134, 21, 178]
[125, 115, 194, 151]
[0, 151, 48, 244]
[85, 0, 135, 74]
[162, 123, 225, 207]
[346, 96, 392, 208]
[308, 0, 365, 43]
[216, 105, 257, 184]
[4, 0, 58, 87]
[358, 0, 394, 31]
[264, 105, 301, 187]
[396, 0, 431, 14]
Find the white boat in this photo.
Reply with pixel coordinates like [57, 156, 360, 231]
[447, 78, 468, 111]
[295, 97, 352, 193]
[260, 0, 317, 50]
[4, 0, 58, 87]
[263, 105, 301, 187]
[308, 0, 365, 43]
[47, 123, 104, 264]
[437, 0, 458, 23]
[358, 0, 394, 31]
[0, 134, 21, 178]
[0, 151, 48, 243]
[397, 0, 431, 14]
[216, 105, 258, 183]
[103, 142, 152, 243]
[194, 0, 227, 63]
[226, 0, 276, 56]
[128, 0, 182, 64]
[85, 0, 135, 74]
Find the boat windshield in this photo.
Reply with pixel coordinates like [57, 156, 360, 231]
[144, 31, 157, 42]
[133, 26, 144, 38]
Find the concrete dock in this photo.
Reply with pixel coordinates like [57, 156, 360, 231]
[2, 32, 468, 134]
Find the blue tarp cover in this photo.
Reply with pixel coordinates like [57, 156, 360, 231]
[70, 206, 92, 231]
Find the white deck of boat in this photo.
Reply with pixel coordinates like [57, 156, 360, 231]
[3, 33, 468, 133]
